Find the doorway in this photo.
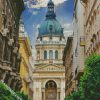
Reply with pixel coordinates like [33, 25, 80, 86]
[45, 80, 57, 100]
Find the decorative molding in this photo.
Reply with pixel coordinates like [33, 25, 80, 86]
[34, 64, 65, 72]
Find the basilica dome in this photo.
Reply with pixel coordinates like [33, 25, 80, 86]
[38, 0, 64, 37]
[39, 19, 63, 36]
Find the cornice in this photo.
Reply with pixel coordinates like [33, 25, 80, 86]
[19, 37, 32, 56]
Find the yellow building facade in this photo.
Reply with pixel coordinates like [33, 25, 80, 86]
[19, 20, 33, 100]
[19, 37, 31, 94]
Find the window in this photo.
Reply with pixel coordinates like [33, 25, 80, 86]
[3, 40, 9, 61]
[50, 36, 52, 40]
[55, 50, 58, 59]
[37, 51, 40, 60]
[49, 25, 53, 32]
[44, 50, 47, 60]
[49, 50, 53, 59]
[0, 34, 3, 60]
[60, 36, 62, 41]
[40, 37, 42, 41]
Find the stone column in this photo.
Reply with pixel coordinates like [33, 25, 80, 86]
[60, 49, 63, 59]
[44, 91, 45, 100]
[57, 90, 58, 100]
[39, 48, 42, 60]
[57, 89, 60, 100]
[60, 79, 65, 100]
[39, 81, 42, 100]
[47, 50, 49, 60]
[42, 89, 45, 100]
[33, 80, 42, 100]
[53, 50, 55, 59]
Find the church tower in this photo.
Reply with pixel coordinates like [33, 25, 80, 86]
[33, 0, 66, 100]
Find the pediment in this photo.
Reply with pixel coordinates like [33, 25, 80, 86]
[34, 64, 65, 72]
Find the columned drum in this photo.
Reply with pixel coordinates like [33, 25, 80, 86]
[45, 80, 57, 100]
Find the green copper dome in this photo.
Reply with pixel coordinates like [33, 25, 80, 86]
[38, 0, 64, 37]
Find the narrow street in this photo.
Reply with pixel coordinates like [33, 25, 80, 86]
[0, 0, 100, 100]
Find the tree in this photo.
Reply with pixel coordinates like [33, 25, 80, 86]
[79, 54, 100, 100]
[16, 91, 28, 100]
[0, 82, 28, 100]
[65, 54, 100, 100]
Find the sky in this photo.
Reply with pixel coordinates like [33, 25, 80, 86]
[22, 0, 74, 46]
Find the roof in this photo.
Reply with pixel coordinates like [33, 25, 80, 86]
[38, 19, 63, 36]
[38, 0, 64, 37]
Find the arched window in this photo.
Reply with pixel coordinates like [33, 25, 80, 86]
[55, 50, 58, 59]
[44, 50, 47, 60]
[49, 50, 53, 59]
[4, 39, 9, 61]
[37, 50, 40, 60]
[49, 25, 53, 32]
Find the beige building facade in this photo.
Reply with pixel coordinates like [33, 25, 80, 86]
[63, 0, 100, 96]
[63, 37, 76, 96]
[33, 0, 65, 100]
[73, 0, 85, 87]
[0, 0, 24, 90]
[81, 0, 100, 56]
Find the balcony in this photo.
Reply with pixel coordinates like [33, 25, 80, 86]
[35, 59, 63, 65]
[0, 60, 11, 71]
[35, 40, 66, 45]
[80, 36, 86, 46]
[74, 67, 84, 80]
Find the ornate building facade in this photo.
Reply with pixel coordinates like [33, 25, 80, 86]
[0, 0, 24, 90]
[33, 0, 66, 100]
[63, 0, 85, 96]
[63, 36, 75, 96]
[63, 0, 100, 96]
[73, 0, 85, 88]
[19, 19, 33, 100]
[81, 0, 100, 56]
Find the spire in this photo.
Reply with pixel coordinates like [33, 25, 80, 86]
[46, 0, 56, 19]
[49, 0, 53, 3]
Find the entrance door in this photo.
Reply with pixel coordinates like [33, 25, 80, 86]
[45, 80, 57, 100]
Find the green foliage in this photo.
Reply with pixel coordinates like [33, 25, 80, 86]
[0, 82, 14, 100]
[65, 54, 100, 100]
[16, 91, 28, 100]
[65, 92, 80, 100]
[0, 82, 28, 100]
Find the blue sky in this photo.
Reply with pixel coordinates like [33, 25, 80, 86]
[22, 0, 74, 46]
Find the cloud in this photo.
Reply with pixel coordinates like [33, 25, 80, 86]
[62, 23, 73, 38]
[32, 11, 38, 15]
[24, 0, 68, 8]
[33, 24, 40, 41]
